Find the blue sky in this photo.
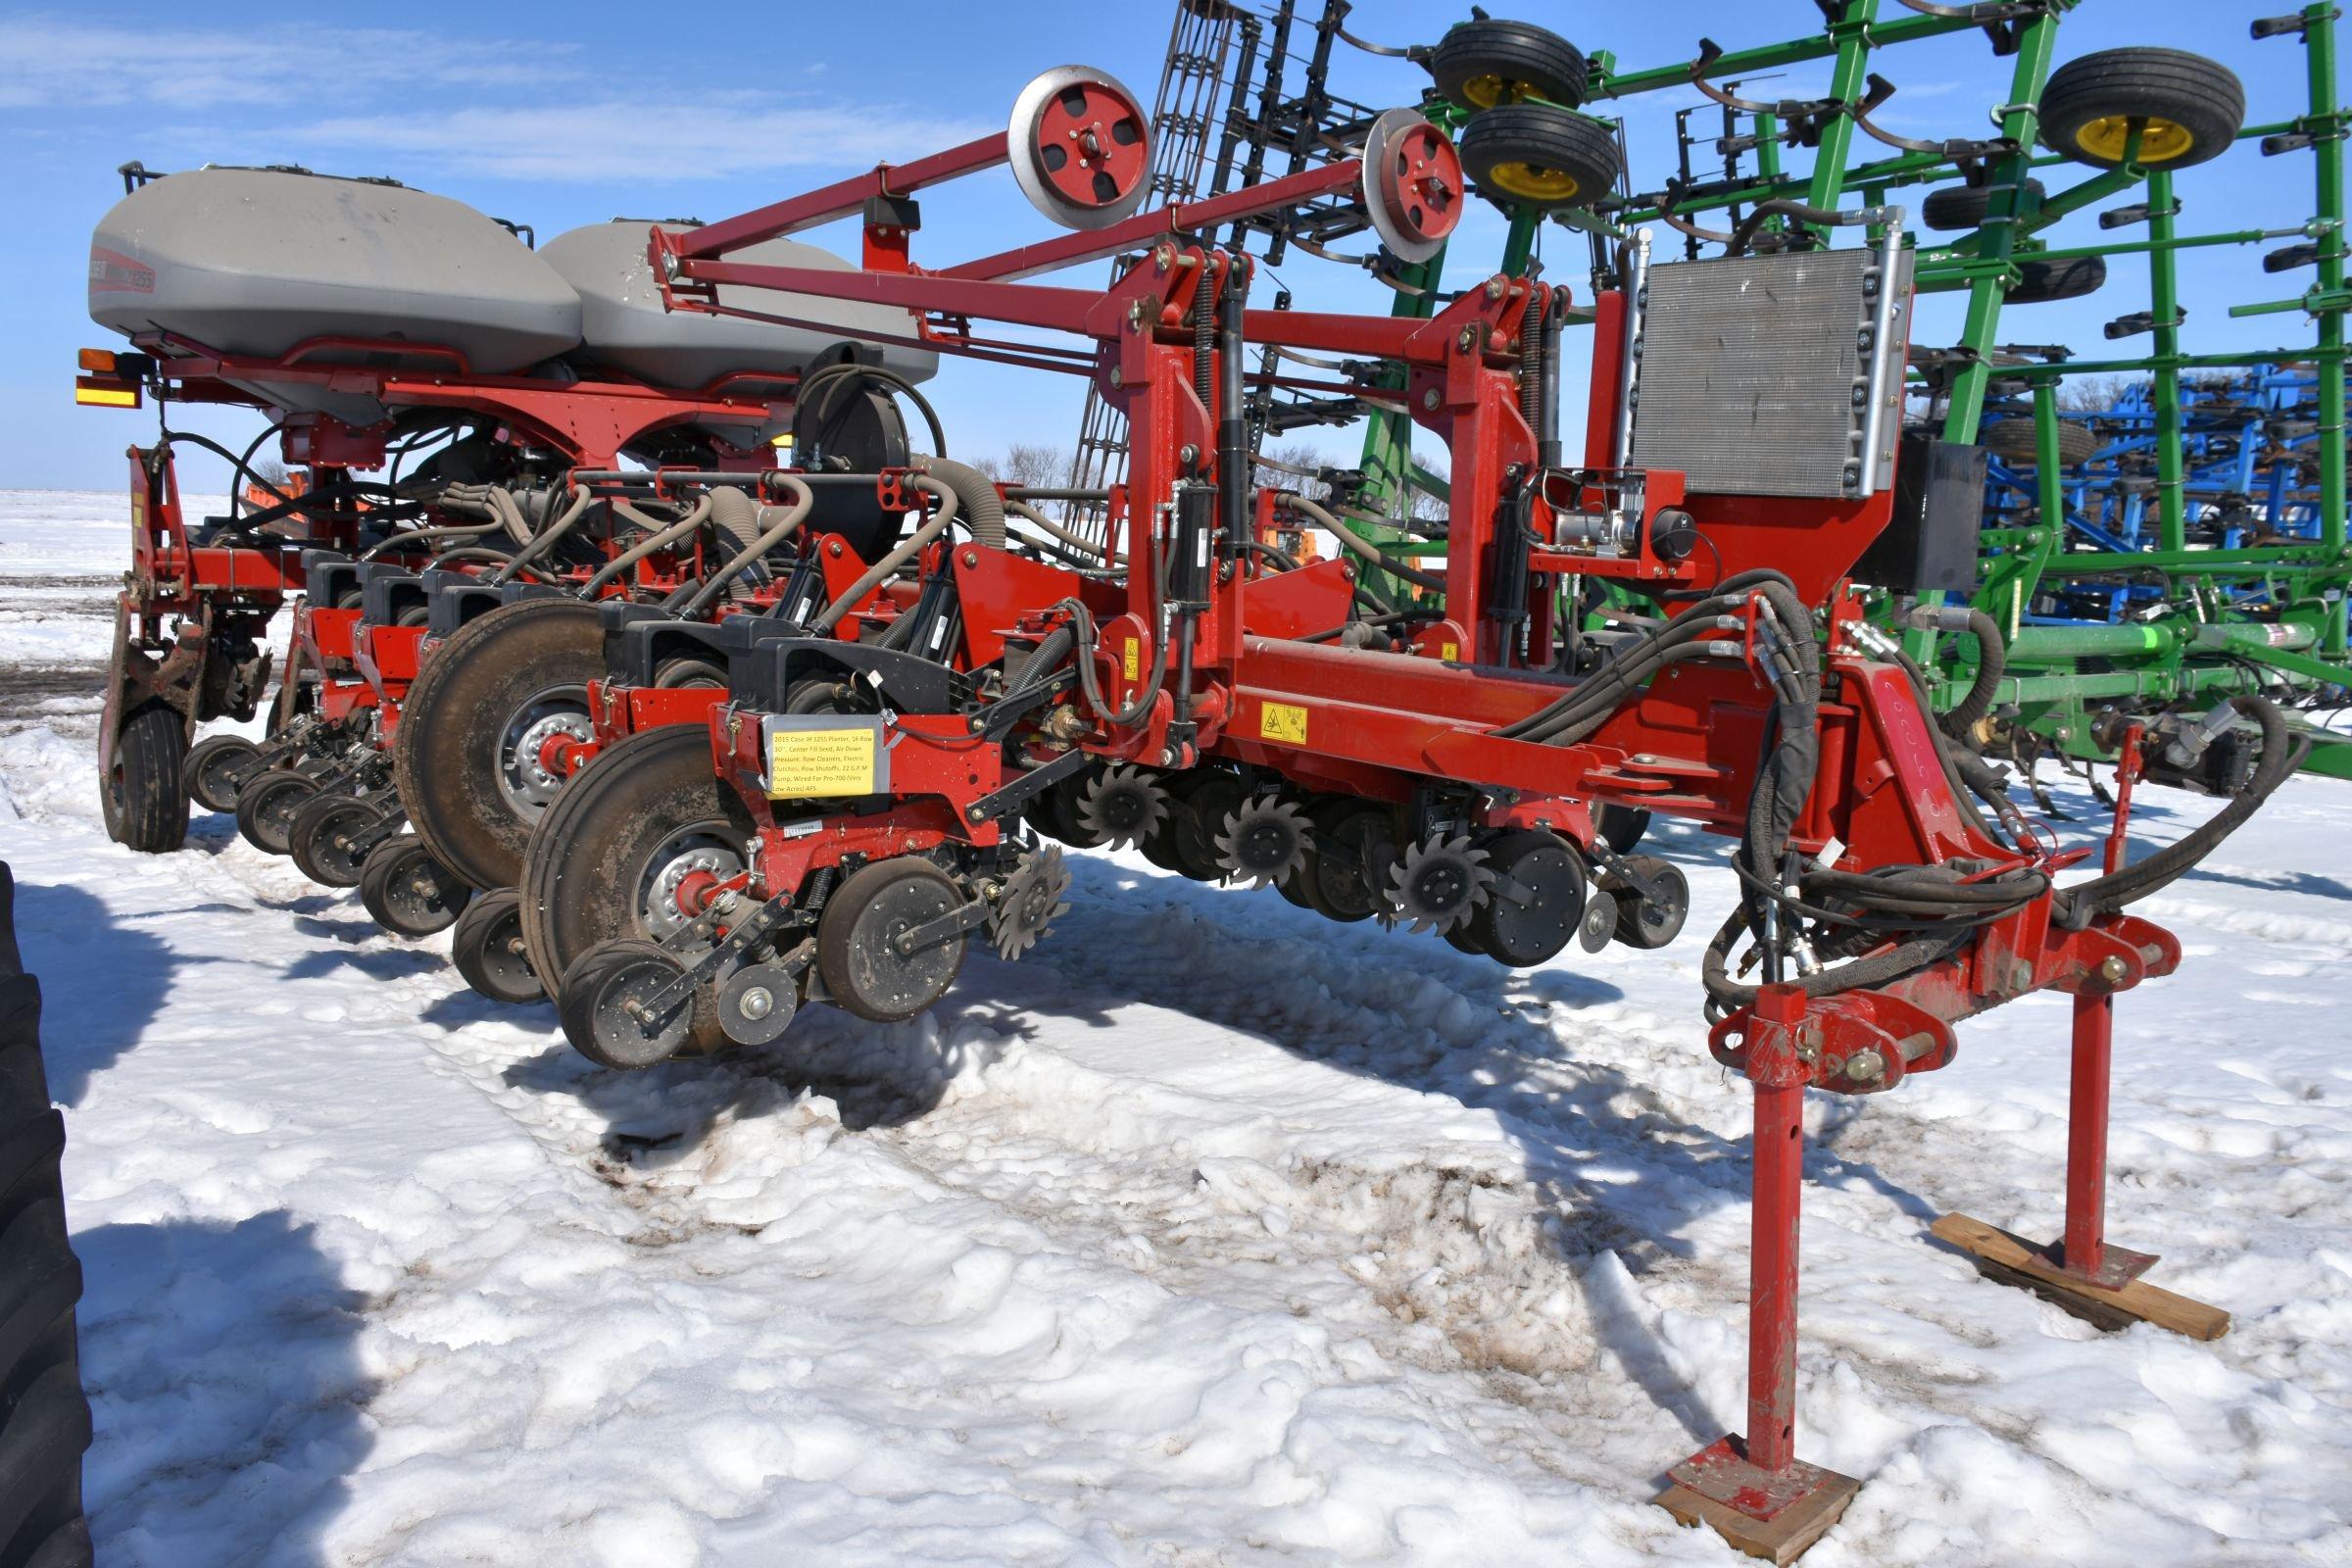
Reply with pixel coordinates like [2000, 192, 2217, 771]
[0, 0, 2321, 493]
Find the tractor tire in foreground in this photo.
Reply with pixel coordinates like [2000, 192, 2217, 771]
[0, 864, 94, 1568]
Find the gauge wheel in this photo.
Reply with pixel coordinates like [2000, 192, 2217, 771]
[392, 597, 605, 894]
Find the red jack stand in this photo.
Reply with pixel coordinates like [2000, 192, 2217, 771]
[1934, 728, 2229, 1341]
[1659, 986, 1861, 1564]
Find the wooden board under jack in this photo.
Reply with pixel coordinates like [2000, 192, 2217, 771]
[1657, 1470, 1861, 1565]
[1931, 1213, 2230, 1340]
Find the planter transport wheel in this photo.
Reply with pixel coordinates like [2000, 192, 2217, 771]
[360, 834, 473, 938]
[560, 939, 695, 1069]
[451, 888, 544, 1005]
[235, 769, 318, 857]
[185, 734, 264, 813]
[102, 703, 188, 855]
[288, 793, 385, 888]
[817, 857, 969, 1023]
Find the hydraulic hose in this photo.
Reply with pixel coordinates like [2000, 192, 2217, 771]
[2055, 694, 2307, 929]
[1286, 495, 1446, 594]
[796, 361, 949, 463]
[810, 475, 958, 634]
[487, 485, 594, 583]
[578, 495, 710, 596]
[1005, 498, 1124, 564]
[419, 546, 557, 583]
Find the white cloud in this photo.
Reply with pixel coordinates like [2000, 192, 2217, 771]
[282, 98, 996, 183]
[0, 16, 582, 110]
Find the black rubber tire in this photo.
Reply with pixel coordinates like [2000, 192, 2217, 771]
[557, 940, 694, 1069]
[99, 705, 187, 855]
[1466, 829, 1586, 967]
[1607, 855, 1690, 951]
[2037, 48, 2246, 172]
[1594, 804, 1650, 857]
[233, 769, 318, 858]
[287, 793, 384, 889]
[451, 887, 545, 1005]
[1167, 772, 1246, 883]
[654, 658, 727, 690]
[184, 734, 264, 813]
[816, 858, 967, 1024]
[392, 598, 606, 896]
[394, 604, 431, 628]
[1457, 103, 1621, 211]
[1429, 18, 1589, 110]
[2006, 254, 2106, 307]
[517, 722, 754, 1003]
[1983, 417, 2100, 466]
[359, 835, 473, 938]
[0, 865, 94, 1568]
[1920, 178, 2046, 233]
[1303, 801, 1392, 923]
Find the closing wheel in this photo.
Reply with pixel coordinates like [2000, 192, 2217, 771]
[1467, 830, 1587, 967]
[517, 721, 755, 1008]
[391, 598, 604, 895]
[451, 887, 544, 1005]
[288, 793, 384, 888]
[1456, 102, 1621, 212]
[101, 703, 188, 854]
[1428, 18, 1589, 110]
[1362, 109, 1465, 264]
[2038, 48, 2246, 172]
[1168, 770, 1247, 882]
[716, 962, 799, 1046]
[1302, 800, 1392, 923]
[817, 857, 968, 1024]
[1606, 855, 1689, 950]
[1006, 66, 1152, 230]
[185, 734, 264, 813]
[359, 834, 473, 938]
[234, 768, 318, 857]
[559, 939, 694, 1069]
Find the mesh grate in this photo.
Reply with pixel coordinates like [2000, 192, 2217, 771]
[1629, 248, 1909, 499]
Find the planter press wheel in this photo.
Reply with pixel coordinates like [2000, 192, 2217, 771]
[1362, 108, 1465, 264]
[1606, 854, 1690, 951]
[1427, 18, 1590, 111]
[287, 793, 384, 889]
[358, 834, 473, 938]
[1301, 800, 1393, 923]
[2038, 48, 2246, 172]
[517, 722, 753, 1037]
[816, 857, 968, 1024]
[1006, 65, 1152, 231]
[559, 939, 694, 1069]
[101, 703, 188, 855]
[390, 598, 604, 895]
[234, 768, 318, 857]
[1456, 102, 1622, 213]
[451, 887, 544, 1005]
[185, 734, 264, 813]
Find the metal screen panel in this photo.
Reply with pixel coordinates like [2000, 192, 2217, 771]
[1629, 247, 1911, 500]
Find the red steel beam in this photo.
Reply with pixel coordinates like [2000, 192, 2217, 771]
[669, 133, 1009, 261]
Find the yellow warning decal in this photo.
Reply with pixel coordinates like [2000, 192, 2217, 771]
[1259, 701, 1309, 744]
[1440, 641, 1459, 662]
[1123, 638, 1140, 681]
[768, 725, 877, 798]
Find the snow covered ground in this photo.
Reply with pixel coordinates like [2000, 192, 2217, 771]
[3, 490, 2351, 1566]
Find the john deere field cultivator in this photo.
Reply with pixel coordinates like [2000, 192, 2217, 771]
[73, 4, 2323, 1559]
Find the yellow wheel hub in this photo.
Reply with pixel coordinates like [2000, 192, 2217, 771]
[1460, 74, 1535, 110]
[1487, 160, 1579, 203]
[2075, 114, 2194, 165]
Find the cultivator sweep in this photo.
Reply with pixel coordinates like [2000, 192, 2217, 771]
[74, 9, 2317, 1561]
